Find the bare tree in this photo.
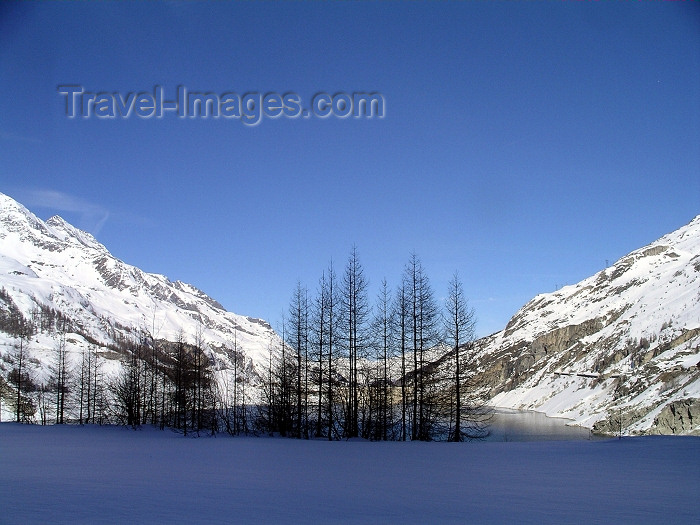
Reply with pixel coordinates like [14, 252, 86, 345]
[172, 330, 191, 433]
[224, 327, 249, 435]
[341, 246, 370, 439]
[325, 260, 340, 440]
[78, 344, 93, 424]
[404, 254, 440, 441]
[50, 321, 72, 424]
[7, 322, 37, 423]
[444, 273, 476, 441]
[311, 270, 328, 438]
[110, 345, 140, 427]
[371, 278, 394, 440]
[287, 281, 310, 438]
[393, 279, 410, 441]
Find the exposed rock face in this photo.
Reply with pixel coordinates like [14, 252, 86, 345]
[592, 406, 651, 436]
[470, 215, 700, 435]
[648, 399, 700, 435]
[529, 319, 604, 364]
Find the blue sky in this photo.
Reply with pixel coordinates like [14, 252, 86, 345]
[1, 1, 698, 337]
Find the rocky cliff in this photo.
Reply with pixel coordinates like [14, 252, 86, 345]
[472, 215, 700, 435]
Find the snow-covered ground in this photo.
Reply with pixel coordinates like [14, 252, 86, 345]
[1, 423, 697, 524]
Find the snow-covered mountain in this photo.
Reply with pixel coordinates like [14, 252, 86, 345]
[473, 215, 700, 435]
[2, 190, 698, 435]
[0, 192, 278, 391]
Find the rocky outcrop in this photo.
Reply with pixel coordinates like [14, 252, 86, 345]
[529, 318, 604, 358]
[592, 406, 650, 436]
[474, 215, 700, 435]
[473, 319, 605, 397]
[649, 399, 700, 435]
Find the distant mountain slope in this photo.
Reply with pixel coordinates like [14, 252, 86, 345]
[0, 192, 277, 385]
[474, 215, 700, 435]
[2, 191, 698, 435]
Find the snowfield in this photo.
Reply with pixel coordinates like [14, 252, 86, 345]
[1, 423, 698, 524]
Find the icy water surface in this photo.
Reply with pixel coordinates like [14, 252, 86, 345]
[486, 408, 601, 441]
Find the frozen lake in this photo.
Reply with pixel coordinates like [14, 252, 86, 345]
[1, 422, 698, 524]
[486, 408, 599, 441]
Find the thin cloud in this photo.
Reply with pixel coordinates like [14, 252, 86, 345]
[20, 189, 110, 236]
[0, 129, 42, 144]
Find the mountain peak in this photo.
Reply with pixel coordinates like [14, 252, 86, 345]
[45, 214, 105, 252]
[0, 191, 278, 373]
[0, 193, 107, 256]
[0, 192, 48, 235]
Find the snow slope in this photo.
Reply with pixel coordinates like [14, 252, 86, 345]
[0, 192, 278, 392]
[476, 215, 700, 434]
